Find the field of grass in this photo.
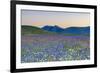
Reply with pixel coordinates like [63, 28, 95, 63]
[21, 34, 90, 63]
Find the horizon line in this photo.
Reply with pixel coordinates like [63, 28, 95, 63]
[21, 25, 90, 29]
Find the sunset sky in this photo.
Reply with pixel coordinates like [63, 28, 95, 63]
[21, 10, 90, 28]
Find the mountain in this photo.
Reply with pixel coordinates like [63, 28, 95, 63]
[21, 25, 56, 35]
[22, 25, 90, 36]
[63, 27, 90, 35]
[42, 25, 64, 33]
[42, 25, 90, 35]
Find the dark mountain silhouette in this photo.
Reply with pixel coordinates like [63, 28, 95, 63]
[42, 25, 90, 35]
[42, 25, 64, 33]
[63, 27, 90, 35]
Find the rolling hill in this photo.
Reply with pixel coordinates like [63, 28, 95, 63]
[21, 25, 57, 35]
[63, 27, 90, 35]
[21, 25, 90, 36]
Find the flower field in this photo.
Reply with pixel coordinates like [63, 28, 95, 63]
[21, 34, 90, 63]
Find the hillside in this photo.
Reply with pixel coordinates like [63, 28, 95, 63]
[21, 25, 56, 35]
[21, 25, 90, 36]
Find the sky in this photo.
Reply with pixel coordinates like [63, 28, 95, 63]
[21, 10, 90, 28]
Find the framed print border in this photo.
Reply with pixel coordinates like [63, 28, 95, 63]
[10, 0, 97, 72]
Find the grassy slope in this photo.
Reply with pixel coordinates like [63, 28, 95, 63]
[21, 25, 56, 35]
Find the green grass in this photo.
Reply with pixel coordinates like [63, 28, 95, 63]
[21, 25, 57, 35]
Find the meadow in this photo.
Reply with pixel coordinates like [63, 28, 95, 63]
[21, 34, 90, 63]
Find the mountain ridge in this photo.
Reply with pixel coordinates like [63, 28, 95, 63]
[42, 25, 90, 35]
[21, 25, 90, 36]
